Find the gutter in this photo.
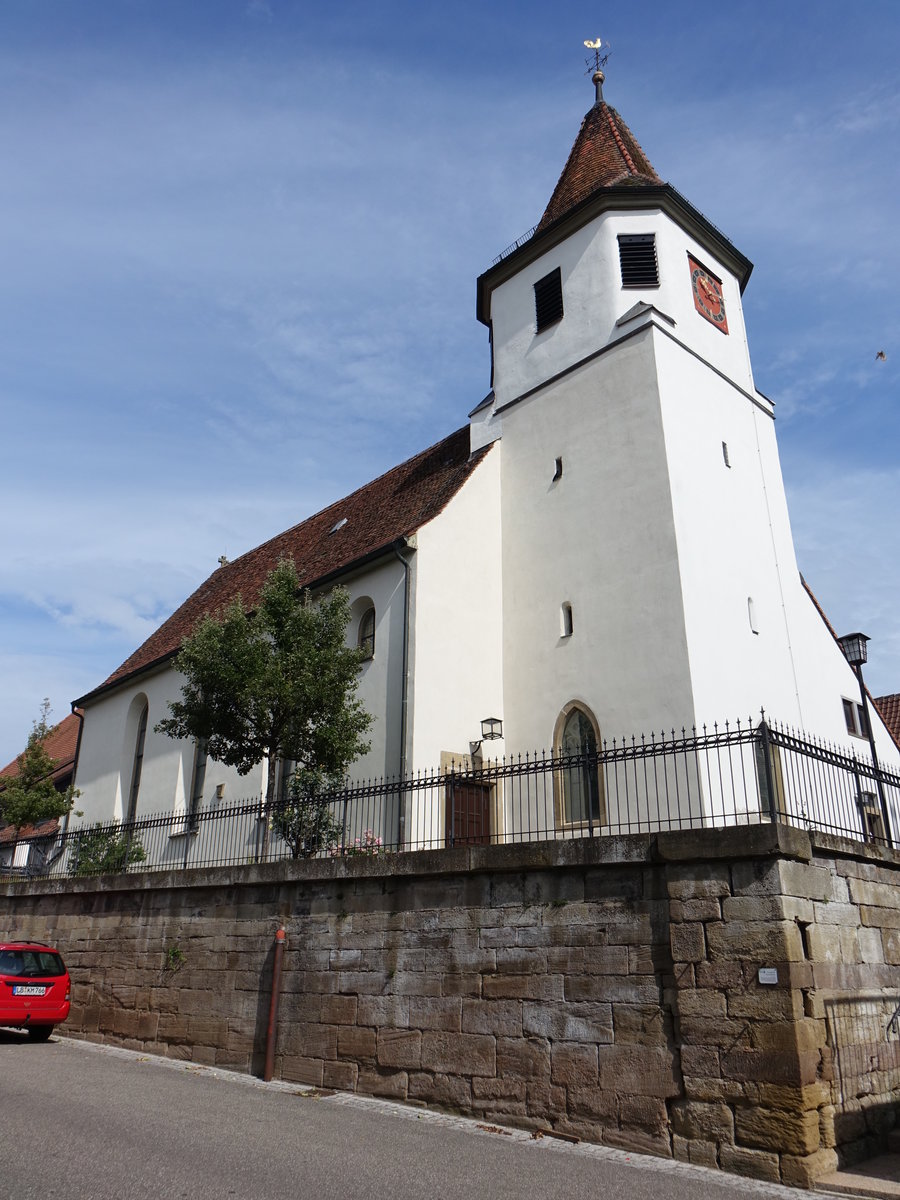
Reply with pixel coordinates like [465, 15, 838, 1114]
[391, 537, 416, 846]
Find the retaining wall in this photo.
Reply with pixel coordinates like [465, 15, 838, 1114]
[4, 825, 900, 1187]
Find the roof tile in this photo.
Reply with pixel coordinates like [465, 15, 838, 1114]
[84, 427, 491, 701]
[537, 102, 661, 233]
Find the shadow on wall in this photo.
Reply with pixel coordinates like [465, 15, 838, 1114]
[251, 938, 278, 1078]
[825, 992, 900, 1163]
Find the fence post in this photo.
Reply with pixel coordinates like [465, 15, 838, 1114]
[448, 777, 456, 848]
[759, 720, 779, 823]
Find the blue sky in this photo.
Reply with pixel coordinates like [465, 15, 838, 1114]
[1, 1, 899, 765]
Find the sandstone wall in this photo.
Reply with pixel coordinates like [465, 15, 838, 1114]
[3, 826, 900, 1187]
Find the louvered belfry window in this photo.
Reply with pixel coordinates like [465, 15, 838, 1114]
[534, 267, 564, 332]
[618, 234, 659, 287]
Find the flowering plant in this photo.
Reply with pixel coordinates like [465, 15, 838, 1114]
[342, 829, 383, 857]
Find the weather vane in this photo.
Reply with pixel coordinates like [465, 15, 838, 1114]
[583, 36, 611, 75]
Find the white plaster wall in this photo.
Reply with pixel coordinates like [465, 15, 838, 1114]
[497, 326, 696, 754]
[487, 208, 754, 411]
[409, 450, 503, 769]
[73, 554, 411, 826]
[656, 330, 900, 769]
[72, 668, 260, 827]
[341, 555, 408, 782]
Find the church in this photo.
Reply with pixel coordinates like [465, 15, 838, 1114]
[70, 69, 900, 839]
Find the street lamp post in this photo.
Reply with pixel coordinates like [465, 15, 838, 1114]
[838, 632, 893, 847]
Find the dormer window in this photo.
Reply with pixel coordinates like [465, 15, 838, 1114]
[618, 234, 659, 288]
[534, 267, 563, 332]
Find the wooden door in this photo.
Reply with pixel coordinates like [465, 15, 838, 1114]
[446, 779, 492, 846]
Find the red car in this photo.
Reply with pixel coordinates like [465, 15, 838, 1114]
[0, 941, 70, 1040]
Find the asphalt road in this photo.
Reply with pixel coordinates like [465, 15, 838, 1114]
[0, 1032, 837, 1200]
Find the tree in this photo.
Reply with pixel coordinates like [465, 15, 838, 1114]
[156, 559, 372, 834]
[72, 824, 146, 877]
[0, 700, 78, 832]
[270, 767, 343, 859]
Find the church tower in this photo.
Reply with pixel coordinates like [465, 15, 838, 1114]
[472, 69, 880, 757]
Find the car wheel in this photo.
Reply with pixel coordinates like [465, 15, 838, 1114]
[27, 1025, 53, 1042]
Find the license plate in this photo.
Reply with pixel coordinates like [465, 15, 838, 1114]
[13, 985, 46, 996]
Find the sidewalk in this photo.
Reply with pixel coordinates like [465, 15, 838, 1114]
[817, 1155, 900, 1199]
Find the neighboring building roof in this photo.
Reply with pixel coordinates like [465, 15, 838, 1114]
[536, 100, 662, 233]
[0, 711, 81, 787]
[78, 427, 492, 704]
[0, 817, 59, 847]
[875, 694, 900, 744]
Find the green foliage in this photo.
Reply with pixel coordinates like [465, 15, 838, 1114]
[72, 824, 146, 877]
[155, 560, 372, 810]
[0, 700, 79, 832]
[270, 767, 342, 859]
[164, 945, 186, 972]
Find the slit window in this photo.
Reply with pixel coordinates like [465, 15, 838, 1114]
[534, 267, 563, 332]
[618, 234, 659, 288]
[561, 602, 574, 638]
[127, 703, 148, 824]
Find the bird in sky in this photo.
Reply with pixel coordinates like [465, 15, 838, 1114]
[876, 350, 886, 361]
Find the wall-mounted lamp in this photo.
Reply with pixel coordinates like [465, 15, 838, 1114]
[481, 717, 503, 742]
[469, 717, 504, 764]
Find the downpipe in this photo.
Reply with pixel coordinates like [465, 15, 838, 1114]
[263, 927, 286, 1082]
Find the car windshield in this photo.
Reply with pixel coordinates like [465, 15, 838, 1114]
[0, 949, 65, 978]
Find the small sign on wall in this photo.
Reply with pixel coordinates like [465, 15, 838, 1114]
[758, 967, 778, 985]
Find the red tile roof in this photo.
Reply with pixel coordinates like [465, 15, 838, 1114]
[875, 694, 900, 744]
[79, 427, 492, 703]
[0, 711, 81, 785]
[0, 817, 59, 846]
[537, 102, 662, 233]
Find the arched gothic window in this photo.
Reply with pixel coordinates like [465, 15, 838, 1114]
[554, 703, 604, 827]
[358, 606, 375, 660]
[126, 702, 149, 824]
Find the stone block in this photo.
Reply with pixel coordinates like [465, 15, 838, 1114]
[751, 1018, 825, 1055]
[497, 1036, 550, 1080]
[357, 1069, 408, 1100]
[550, 1042, 598, 1089]
[472, 1077, 526, 1102]
[848, 877, 900, 909]
[733, 859, 830, 902]
[858, 927, 884, 964]
[408, 996, 462, 1031]
[718, 1144, 781, 1183]
[357, 995, 409, 1028]
[319, 994, 358, 1025]
[281, 1056, 324, 1086]
[726, 989, 802, 1021]
[706, 920, 802, 962]
[336, 1026, 376, 1060]
[422, 1031, 495, 1077]
[482, 974, 564, 1002]
[598, 1046, 680, 1098]
[670, 898, 722, 922]
[612, 1005, 670, 1047]
[462, 1000, 522, 1037]
[667, 864, 731, 900]
[441, 974, 481, 997]
[565, 1084, 617, 1120]
[523, 1001, 613, 1044]
[723, 1047, 819, 1087]
[377, 1029, 422, 1069]
[136, 1012, 160, 1041]
[408, 1071, 472, 1108]
[735, 1105, 820, 1154]
[323, 1060, 359, 1091]
[618, 1094, 669, 1136]
[670, 922, 706, 963]
[670, 1100, 733, 1140]
[583, 946, 629, 974]
[677, 990, 727, 1019]
[781, 1147, 839, 1188]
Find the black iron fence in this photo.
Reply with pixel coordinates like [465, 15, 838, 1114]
[3, 716, 899, 880]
